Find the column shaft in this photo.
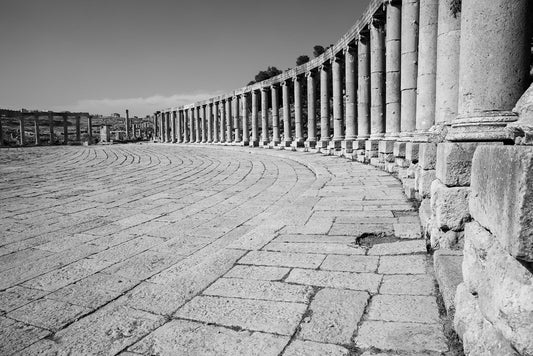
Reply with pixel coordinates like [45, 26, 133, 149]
[225, 98, 232, 142]
[49, 113, 54, 144]
[87, 116, 92, 144]
[358, 34, 371, 139]
[370, 19, 385, 139]
[172, 111, 177, 143]
[386, 1, 402, 137]
[19, 118, 24, 146]
[345, 47, 357, 141]
[75, 117, 81, 141]
[251, 91, 259, 145]
[63, 115, 68, 144]
[241, 94, 249, 144]
[213, 103, 219, 143]
[177, 110, 182, 143]
[400, 0, 419, 136]
[271, 85, 280, 144]
[201, 106, 206, 143]
[306, 72, 317, 144]
[207, 104, 213, 143]
[34, 116, 41, 145]
[233, 96, 241, 142]
[261, 88, 269, 144]
[282, 82, 292, 144]
[294, 77, 304, 145]
[189, 108, 195, 142]
[332, 57, 344, 145]
[320, 65, 330, 145]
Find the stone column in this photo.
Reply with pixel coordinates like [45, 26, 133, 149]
[331, 56, 344, 149]
[48, 112, 54, 145]
[415, 0, 438, 138]
[319, 63, 330, 148]
[282, 81, 292, 146]
[195, 106, 201, 143]
[75, 116, 81, 141]
[358, 32, 371, 141]
[261, 87, 269, 145]
[370, 17, 386, 140]
[171, 111, 177, 143]
[189, 108, 195, 143]
[385, 0, 401, 138]
[19, 117, 25, 146]
[448, 0, 530, 141]
[241, 94, 249, 145]
[160, 113, 166, 142]
[34, 115, 41, 145]
[207, 104, 213, 143]
[183, 110, 189, 143]
[233, 96, 241, 143]
[220, 100, 226, 143]
[306, 71, 317, 148]
[200, 105, 206, 143]
[293, 76, 304, 147]
[344, 45, 357, 151]
[271, 84, 281, 145]
[125, 110, 130, 139]
[63, 115, 68, 144]
[225, 98, 232, 143]
[177, 110, 182, 143]
[251, 91, 259, 146]
[0, 118, 4, 146]
[400, 0, 419, 137]
[87, 116, 93, 144]
[213, 102, 219, 143]
[168, 112, 172, 142]
[435, 0, 461, 126]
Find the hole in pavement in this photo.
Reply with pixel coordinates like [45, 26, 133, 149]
[354, 232, 403, 248]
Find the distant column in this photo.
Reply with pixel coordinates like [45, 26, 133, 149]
[332, 56, 344, 148]
[385, 0, 401, 138]
[213, 102, 219, 143]
[183, 110, 189, 143]
[63, 115, 68, 144]
[125, 109, 130, 139]
[319, 63, 330, 147]
[87, 116, 93, 144]
[400, 0, 419, 137]
[201, 105, 207, 143]
[34, 115, 41, 145]
[225, 98, 232, 143]
[251, 91, 259, 146]
[160, 113, 166, 142]
[271, 84, 281, 145]
[344, 45, 357, 143]
[207, 104, 213, 143]
[261, 88, 269, 145]
[19, 117, 25, 146]
[293, 76, 304, 146]
[358, 32, 371, 140]
[233, 96, 241, 143]
[306, 71, 317, 147]
[189, 108, 195, 143]
[241, 93, 249, 145]
[0, 118, 4, 146]
[75, 116, 81, 142]
[171, 110, 177, 143]
[48, 112, 54, 144]
[370, 17, 386, 140]
[195, 106, 201, 143]
[415, 0, 438, 137]
[282, 81, 292, 146]
[220, 100, 226, 142]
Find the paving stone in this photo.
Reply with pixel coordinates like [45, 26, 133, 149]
[274, 234, 355, 244]
[128, 319, 289, 356]
[0, 286, 48, 313]
[239, 250, 325, 268]
[379, 274, 435, 295]
[298, 288, 369, 344]
[367, 295, 440, 323]
[204, 278, 313, 303]
[320, 255, 379, 273]
[103, 250, 183, 280]
[174, 295, 307, 335]
[367, 240, 426, 255]
[284, 340, 349, 356]
[378, 255, 428, 274]
[224, 265, 290, 281]
[355, 321, 448, 353]
[0, 316, 50, 355]
[393, 222, 422, 239]
[263, 242, 365, 255]
[286, 269, 381, 293]
[329, 223, 394, 236]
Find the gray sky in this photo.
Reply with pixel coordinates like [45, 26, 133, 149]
[0, 0, 367, 117]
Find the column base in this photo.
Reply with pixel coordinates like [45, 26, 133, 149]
[365, 140, 379, 159]
[378, 140, 396, 163]
[318, 140, 329, 149]
[446, 111, 517, 142]
[305, 140, 317, 149]
[393, 142, 407, 158]
[291, 139, 305, 148]
[250, 140, 259, 147]
[283, 140, 292, 148]
[406, 142, 420, 163]
[241, 141, 249, 146]
[328, 139, 343, 151]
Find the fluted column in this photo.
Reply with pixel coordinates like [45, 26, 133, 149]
[225, 98, 232, 143]
[271, 85, 281, 145]
[34, 116, 41, 145]
[261, 88, 269, 145]
[282, 81, 292, 146]
[19, 117, 25, 146]
[251, 90, 259, 146]
[415, 0, 438, 138]
[344, 45, 357, 145]
[370, 17, 385, 139]
[219, 100, 226, 143]
[63, 115, 68, 144]
[358, 32, 371, 140]
[435, 0, 461, 126]
[319, 63, 330, 147]
[306, 71, 317, 147]
[332, 56, 344, 149]
[400, 0, 419, 137]
[171, 111, 177, 143]
[213, 102, 219, 143]
[385, 0, 401, 138]
[447, 0, 530, 141]
[241, 94, 249, 145]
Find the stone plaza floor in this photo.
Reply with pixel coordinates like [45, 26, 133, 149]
[0, 143, 454, 355]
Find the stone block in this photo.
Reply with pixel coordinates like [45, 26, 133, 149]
[403, 179, 417, 199]
[367, 295, 440, 324]
[434, 250, 463, 315]
[430, 179, 470, 231]
[354, 139, 366, 150]
[462, 221, 533, 355]
[365, 140, 379, 151]
[341, 140, 353, 153]
[395, 157, 409, 168]
[393, 141, 406, 158]
[429, 225, 464, 250]
[405, 142, 419, 163]
[384, 162, 398, 173]
[418, 198, 432, 234]
[417, 169, 436, 199]
[470, 145, 533, 261]
[378, 140, 395, 154]
[418, 143, 438, 170]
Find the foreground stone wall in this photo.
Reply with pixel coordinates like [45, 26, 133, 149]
[156, 0, 533, 354]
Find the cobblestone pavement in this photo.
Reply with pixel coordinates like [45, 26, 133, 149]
[0, 144, 452, 355]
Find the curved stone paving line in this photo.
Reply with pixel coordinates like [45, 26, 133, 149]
[0, 144, 452, 355]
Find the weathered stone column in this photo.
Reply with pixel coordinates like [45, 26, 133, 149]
[196, 106, 202, 143]
[385, 0, 401, 138]
[183, 109, 189, 143]
[161, 112, 166, 142]
[170, 111, 176, 143]
[293, 76, 304, 147]
[331, 56, 344, 149]
[213, 102, 219, 143]
[251, 90, 259, 146]
[63, 115, 68, 144]
[306, 71, 317, 148]
[370, 17, 386, 140]
[87, 116, 93, 144]
[168, 111, 172, 142]
[49, 112, 54, 145]
[233, 96, 241, 143]
[435, 0, 461, 126]
[358, 32, 371, 141]
[344, 45, 357, 151]
[34, 116, 41, 145]
[241, 94, 249, 145]
[225, 98, 232, 143]
[0, 118, 4, 146]
[200, 105, 206, 143]
[415, 0, 438, 138]
[75, 116, 81, 142]
[177, 110, 183, 143]
[19, 117, 25, 146]
[271, 85, 281, 145]
[261, 88, 269, 145]
[219, 100, 226, 143]
[447, 0, 530, 141]
[400, 0, 419, 137]
[206, 104, 213, 143]
[282, 81, 292, 146]
[125, 110, 130, 139]
[189, 108, 195, 143]
[319, 63, 330, 148]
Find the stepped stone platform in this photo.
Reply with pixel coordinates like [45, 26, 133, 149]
[0, 144, 459, 355]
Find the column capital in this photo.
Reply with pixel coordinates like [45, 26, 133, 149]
[305, 70, 317, 78]
[383, 0, 401, 7]
[292, 75, 303, 83]
[319, 62, 331, 71]
[270, 83, 279, 90]
[371, 15, 385, 28]
[343, 42, 357, 55]
[260, 86, 269, 93]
